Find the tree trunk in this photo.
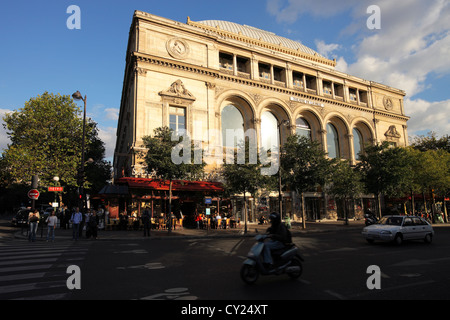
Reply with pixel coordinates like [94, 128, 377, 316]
[301, 192, 306, 229]
[168, 179, 172, 233]
[243, 190, 248, 234]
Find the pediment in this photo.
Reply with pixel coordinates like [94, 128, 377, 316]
[159, 80, 196, 101]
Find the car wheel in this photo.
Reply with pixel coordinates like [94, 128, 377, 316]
[424, 233, 433, 244]
[394, 233, 403, 245]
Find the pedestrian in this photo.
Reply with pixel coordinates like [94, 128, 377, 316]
[142, 207, 151, 237]
[28, 209, 40, 242]
[63, 206, 71, 229]
[46, 210, 58, 242]
[85, 210, 91, 238]
[88, 211, 99, 239]
[71, 207, 83, 241]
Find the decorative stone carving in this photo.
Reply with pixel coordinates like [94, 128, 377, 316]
[383, 96, 394, 111]
[166, 37, 190, 60]
[159, 80, 196, 101]
[384, 125, 401, 139]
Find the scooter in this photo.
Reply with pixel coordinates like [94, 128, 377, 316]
[240, 234, 304, 284]
[364, 213, 378, 226]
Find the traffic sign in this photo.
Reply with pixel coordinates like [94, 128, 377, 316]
[48, 186, 64, 192]
[28, 189, 40, 200]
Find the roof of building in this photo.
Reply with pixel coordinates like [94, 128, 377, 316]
[195, 19, 325, 58]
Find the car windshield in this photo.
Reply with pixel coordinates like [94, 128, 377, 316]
[379, 216, 403, 226]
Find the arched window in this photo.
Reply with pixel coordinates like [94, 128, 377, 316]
[261, 111, 279, 152]
[353, 128, 363, 160]
[326, 123, 340, 158]
[296, 117, 311, 140]
[221, 105, 244, 148]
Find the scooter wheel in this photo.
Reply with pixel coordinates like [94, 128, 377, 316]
[287, 257, 303, 279]
[240, 264, 259, 284]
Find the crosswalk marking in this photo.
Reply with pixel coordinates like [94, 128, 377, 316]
[0, 241, 90, 300]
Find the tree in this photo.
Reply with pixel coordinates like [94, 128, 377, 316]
[357, 142, 413, 217]
[142, 126, 205, 231]
[281, 135, 336, 229]
[2, 92, 86, 188]
[327, 160, 364, 224]
[411, 131, 450, 153]
[414, 149, 450, 219]
[221, 139, 270, 234]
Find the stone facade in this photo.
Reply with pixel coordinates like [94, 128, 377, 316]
[114, 10, 409, 183]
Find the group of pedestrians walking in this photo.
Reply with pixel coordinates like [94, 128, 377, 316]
[27, 206, 104, 242]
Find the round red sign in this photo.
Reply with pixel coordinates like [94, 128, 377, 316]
[28, 189, 40, 200]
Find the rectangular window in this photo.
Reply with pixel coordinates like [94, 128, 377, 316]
[293, 72, 304, 89]
[323, 81, 332, 95]
[219, 52, 233, 71]
[259, 63, 271, 80]
[333, 83, 344, 99]
[305, 74, 317, 93]
[236, 56, 250, 74]
[169, 107, 186, 133]
[349, 88, 357, 102]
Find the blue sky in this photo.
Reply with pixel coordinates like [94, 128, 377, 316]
[1, 0, 449, 161]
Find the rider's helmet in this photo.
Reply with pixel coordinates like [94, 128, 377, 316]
[269, 212, 281, 225]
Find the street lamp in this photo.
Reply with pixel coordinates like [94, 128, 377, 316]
[277, 119, 290, 218]
[53, 176, 60, 209]
[72, 91, 87, 212]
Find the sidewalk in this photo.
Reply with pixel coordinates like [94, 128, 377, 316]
[13, 219, 367, 241]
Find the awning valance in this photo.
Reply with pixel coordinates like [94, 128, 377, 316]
[115, 177, 224, 193]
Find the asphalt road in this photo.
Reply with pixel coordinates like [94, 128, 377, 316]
[1, 218, 450, 303]
[72, 226, 450, 300]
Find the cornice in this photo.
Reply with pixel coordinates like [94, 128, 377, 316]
[133, 52, 409, 122]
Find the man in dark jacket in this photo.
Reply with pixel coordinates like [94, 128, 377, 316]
[263, 212, 290, 267]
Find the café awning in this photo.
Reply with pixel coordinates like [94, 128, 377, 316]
[115, 177, 224, 193]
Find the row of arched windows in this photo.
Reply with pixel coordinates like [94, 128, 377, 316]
[221, 104, 371, 162]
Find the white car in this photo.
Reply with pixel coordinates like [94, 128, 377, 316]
[362, 215, 434, 245]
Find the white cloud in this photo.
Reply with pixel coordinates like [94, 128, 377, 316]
[267, 0, 450, 139]
[0, 109, 12, 153]
[105, 108, 119, 121]
[405, 98, 450, 138]
[314, 40, 341, 60]
[97, 126, 117, 161]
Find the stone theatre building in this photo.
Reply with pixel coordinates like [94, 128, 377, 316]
[113, 10, 409, 221]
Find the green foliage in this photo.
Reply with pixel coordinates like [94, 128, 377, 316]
[2, 92, 85, 187]
[221, 139, 269, 197]
[327, 160, 364, 201]
[357, 141, 413, 198]
[142, 126, 205, 181]
[411, 131, 450, 153]
[281, 135, 336, 194]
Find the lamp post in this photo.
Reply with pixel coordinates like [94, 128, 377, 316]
[72, 91, 87, 212]
[277, 119, 290, 218]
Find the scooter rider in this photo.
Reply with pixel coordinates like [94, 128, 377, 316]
[263, 212, 291, 268]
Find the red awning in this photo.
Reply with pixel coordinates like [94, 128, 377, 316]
[115, 177, 224, 192]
